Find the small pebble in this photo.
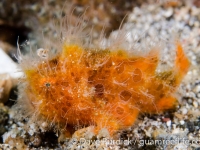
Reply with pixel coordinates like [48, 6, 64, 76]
[193, 101, 198, 108]
[163, 8, 173, 18]
[180, 120, 185, 125]
[186, 122, 195, 132]
[166, 120, 171, 127]
[181, 108, 188, 115]
[193, 85, 200, 93]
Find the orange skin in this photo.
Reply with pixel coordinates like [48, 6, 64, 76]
[25, 42, 189, 136]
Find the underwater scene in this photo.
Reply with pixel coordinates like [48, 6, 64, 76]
[0, 0, 200, 149]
